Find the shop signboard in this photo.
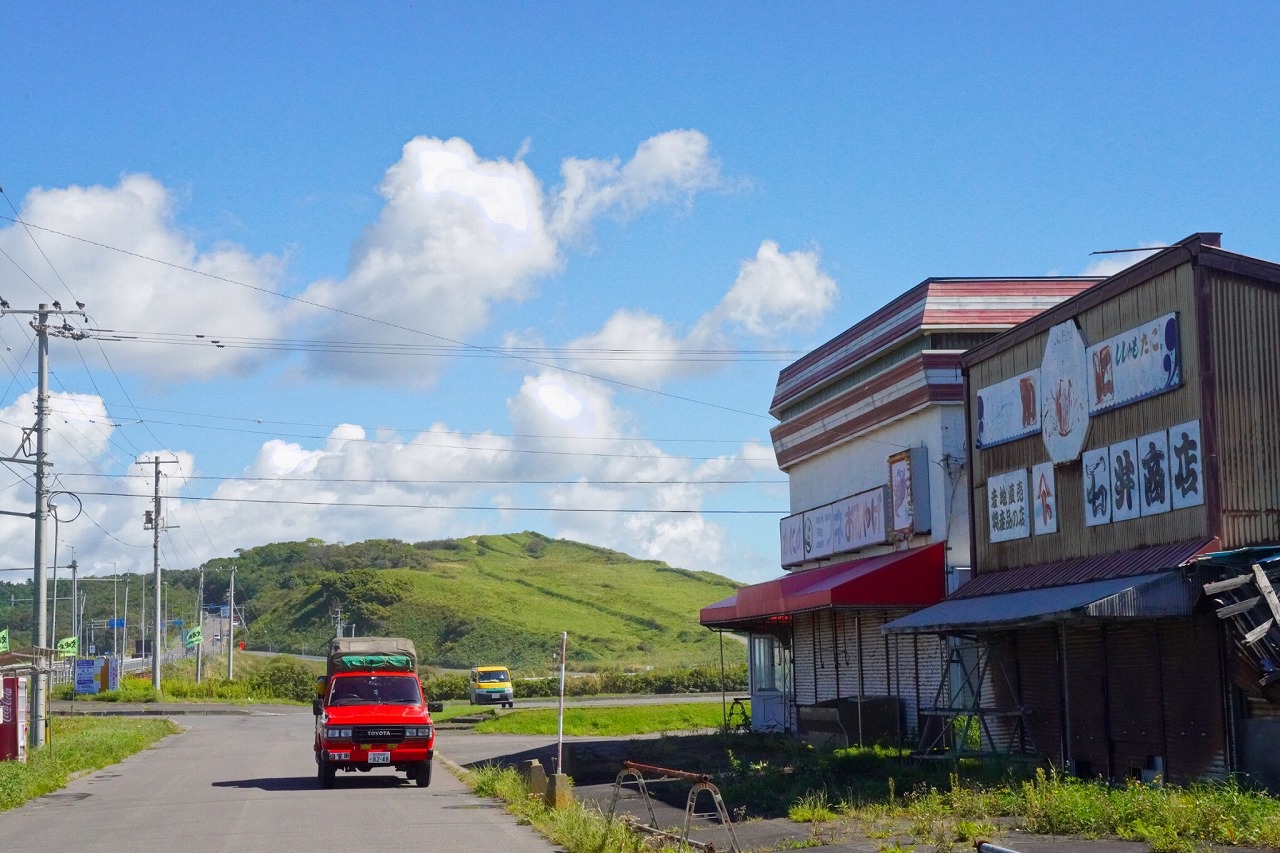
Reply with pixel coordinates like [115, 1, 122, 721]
[1087, 312, 1182, 414]
[779, 485, 890, 566]
[987, 469, 1030, 543]
[975, 368, 1041, 448]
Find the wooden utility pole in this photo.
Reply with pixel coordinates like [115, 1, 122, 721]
[0, 301, 88, 749]
[142, 456, 179, 691]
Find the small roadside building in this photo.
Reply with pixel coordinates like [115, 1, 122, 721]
[886, 233, 1280, 786]
[701, 276, 1099, 744]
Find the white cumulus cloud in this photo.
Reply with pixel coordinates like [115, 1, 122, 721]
[553, 239, 839, 386]
[713, 240, 838, 336]
[550, 130, 721, 242]
[0, 175, 287, 381]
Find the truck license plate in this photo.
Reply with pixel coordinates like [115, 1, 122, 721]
[368, 752, 390, 764]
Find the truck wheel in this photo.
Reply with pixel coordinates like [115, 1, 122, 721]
[318, 758, 336, 789]
[415, 760, 432, 788]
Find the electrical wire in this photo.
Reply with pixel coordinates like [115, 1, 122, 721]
[0, 212, 772, 419]
[69, 489, 785, 514]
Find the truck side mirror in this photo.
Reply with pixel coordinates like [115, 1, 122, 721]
[312, 697, 322, 715]
[427, 701, 443, 714]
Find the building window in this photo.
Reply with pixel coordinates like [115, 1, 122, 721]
[751, 635, 782, 692]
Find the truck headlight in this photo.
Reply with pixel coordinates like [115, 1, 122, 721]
[324, 727, 353, 739]
[405, 726, 433, 739]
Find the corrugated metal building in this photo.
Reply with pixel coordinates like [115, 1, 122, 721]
[701, 276, 1099, 745]
[887, 233, 1280, 786]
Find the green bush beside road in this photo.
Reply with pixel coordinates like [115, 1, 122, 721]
[422, 662, 746, 702]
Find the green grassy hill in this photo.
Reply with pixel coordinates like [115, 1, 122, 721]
[203, 532, 745, 672]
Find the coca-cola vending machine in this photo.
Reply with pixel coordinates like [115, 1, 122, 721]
[1, 674, 29, 762]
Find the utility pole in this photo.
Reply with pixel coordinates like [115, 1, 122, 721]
[70, 559, 78, 657]
[195, 566, 204, 683]
[0, 301, 87, 750]
[112, 566, 118, 659]
[122, 576, 129, 659]
[226, 564, 236, 681]
[141, 456, 178, 691]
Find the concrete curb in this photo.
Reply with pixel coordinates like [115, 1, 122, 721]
[56, 706, 253, 716]
[50, 701, 285, 717]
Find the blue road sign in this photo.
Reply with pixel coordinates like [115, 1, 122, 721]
[171, 618, 184, 627]
[109, 618, 125, 628]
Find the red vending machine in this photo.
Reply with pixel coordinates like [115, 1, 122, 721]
[0, 674, 29, 762]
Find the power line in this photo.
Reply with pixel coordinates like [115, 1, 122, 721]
[52, 414, 770, 462]
[68, 489, 785, 514]
[51, 472, 786, 486]
[0, 213, 772, 419]
[90, 328, 802, 361]
[50, 401, 768, 446]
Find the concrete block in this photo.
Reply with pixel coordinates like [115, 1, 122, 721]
[521, 758, 547, 796]
[544, 772, 574, 809]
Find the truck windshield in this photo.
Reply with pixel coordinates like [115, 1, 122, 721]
[480, 670, 509, 683]
[329, 675, 422, 705]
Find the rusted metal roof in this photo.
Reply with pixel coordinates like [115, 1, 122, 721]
[882, 570, 1200, 635]
[700, 541, 945, 630]
[956, 538, 1219, 598]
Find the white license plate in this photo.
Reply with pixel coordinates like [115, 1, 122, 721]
[368, 752, 390, 764]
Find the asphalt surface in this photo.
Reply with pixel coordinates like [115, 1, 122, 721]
[13, 703, 552, 853]
[47, 701, 1271, 853]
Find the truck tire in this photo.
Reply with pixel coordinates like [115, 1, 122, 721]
[415, 760, 432, 788]
[318, 758, 336, 789]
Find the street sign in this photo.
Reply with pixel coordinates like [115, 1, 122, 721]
[171, 618, 184, 627]
[109, 618, 125, 629]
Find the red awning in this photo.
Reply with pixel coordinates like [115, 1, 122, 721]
[700, 541, 946, 629]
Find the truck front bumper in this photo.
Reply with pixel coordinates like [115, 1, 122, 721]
[319, 743, 433, 769]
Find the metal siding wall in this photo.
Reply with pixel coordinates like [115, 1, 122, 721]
[814, 610, 838, 703]
[1105, 623, 1166, 778]
[1212, 272, 1280, 548]
[1016, 628, 1065, 764]
[1065, 627, 1110, 779]
[970, 263, 1209, 575]
[859, 611, 890, 698]
[982, 633, 1023, 753]
[1159, 617, 1229, 780]
[794, 613, 817, 705]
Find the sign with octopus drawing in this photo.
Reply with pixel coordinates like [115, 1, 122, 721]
[1041, 320, 1091, 464]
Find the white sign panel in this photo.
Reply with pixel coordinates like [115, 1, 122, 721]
[830, 487, 888, 553]
[1108, 439, 1141, 522]
[1031, 461, 1058, 536]
[1138, 429, 1171, 516]
[780, 514, 804, 566]
[987, 469, 1030, 543]
[1041, 321, 1091, 463]
[1169, 419, 1205, 510]
[976, 369, 1041, 448]
[807, 503, 836, 559]
[780, 486, 888, 566]
[1087, 312, 1182, 414]
[1082, 447, 1112, 527]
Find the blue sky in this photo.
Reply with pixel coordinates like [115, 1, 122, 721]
[2, 3, 1279, 585]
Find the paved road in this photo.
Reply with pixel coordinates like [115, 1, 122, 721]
[0, 707, 555, 853]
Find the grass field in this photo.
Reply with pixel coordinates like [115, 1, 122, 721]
[0, 717, 177, 811]
[472, 702, 727, 736]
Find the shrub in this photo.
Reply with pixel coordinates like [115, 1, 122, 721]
[245, 657, 316, 702]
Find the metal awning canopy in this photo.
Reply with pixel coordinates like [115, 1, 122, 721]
[882, 570, 1198, 634]
[701, 541, 945, 630]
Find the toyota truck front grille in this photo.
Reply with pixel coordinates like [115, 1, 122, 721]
[352, 726, 405, 743]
